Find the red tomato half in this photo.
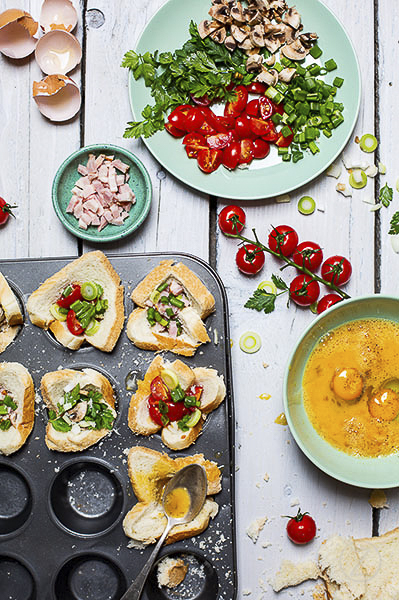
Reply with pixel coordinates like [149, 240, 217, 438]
[218, 205, 246, 235]
[224, 85, 248, 117]
[246, 99, 259, 118]
[150, 376, 170, 402]
[236, 244, 265, 275]
[222, 142, 241, 170]
[184, 107, 205, 132]
[198, 120, 217, 137]
[321, 256, 352, 286]
[164, 122, 185, 138]
[252, 139, 270, 159]
[290, 275, 320, 306]
[190, 93, 210, 106]
[268, 225, 298, 257]
[276, 126, 294, 148]
[66, 310, 84, 336]
[166, 401, 190, 422]
[57, 284, 82, 308]
[246, 82, 267, 95]
[271, 100, 284, 115]
[238, 139, 254, 165]
[262, 121, 279, 142]
[183, 132, 207, 146]
[207, 132, 234, 150]
[197, 148, 222, 173]
[292, 241, 323, 271]
[249, 117, 272, 136]
[259, 97, 273, 120]
[168, 107, 190, 132]
[235, 115, 256, 140]
[317, 294, 342, 314]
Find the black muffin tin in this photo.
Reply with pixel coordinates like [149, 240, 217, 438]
[0, 253, 236, 600]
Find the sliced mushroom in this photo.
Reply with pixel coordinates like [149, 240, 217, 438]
[224, 35, 236, 51]
[281, 38, 309, 60]
[283, 6, 301, 29]
[198, 19, 221, 39]
[269, 0, 287, 15]
[255, 66, 278, 86]
[264, 53, 276, 66]
[67, 400, 87, 423]
[246, 53, 263, 72]
[299, 32, 318, 48]
[209, 4, 231, 24]
[263, 35, 284, 53]
[9, 410, 18, 427]
[245, 8, 262, 25]
[0, 307, 5, 327]
[250, 23, 265, 47]
[278, 67, 296, 82]
[283, 24, 297, 45]
[210, 26, 227, 43]
[231, 23, 248, 43]
[254, 0, 271, 11]
[231, 2, 245, 23]
[238, 37, 254, 51]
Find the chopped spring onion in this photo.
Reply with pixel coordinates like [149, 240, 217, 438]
[149, 290, 160, 304]
[184, 408, 202, 428]
[298, 196, 316, 215]
[161, 369, 179, 390]
[359, 134, 378, 153]
[378, 162, 387, 174]
[370, 203, 382, 212]
[341, 154, 368, 171]
[349, 169, 367, 189]
[239, 331, 262, 354]
[157, 281, 169, 293]
[50, 303, 68, 321]
[276, 194, 291, 204]
[326, 163, 342, 178]
[85, 320, 100, 336]
[81, 281, 98, 301]
[258, 280, 277, 295]
[336, 183, 352, 197]
[365, 165, 378, 178]
[169, 296, 185, 309]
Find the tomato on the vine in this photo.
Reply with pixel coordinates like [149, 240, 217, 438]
[292, 241, 323, 271]
[321, 255, 352, 286]
[218, 205, 246, 235]
[236, 244, 265, 275]
[0, 197, 17, 225]
[268, 225, 298, 257]
[286, 509, 316, 545]
[317, 294, 342, 314]
[290, 274, 320, 306]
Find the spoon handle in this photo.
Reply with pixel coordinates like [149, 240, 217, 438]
[120, 522, 172, 600]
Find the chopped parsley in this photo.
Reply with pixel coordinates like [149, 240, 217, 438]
[49, 384, 115, 433]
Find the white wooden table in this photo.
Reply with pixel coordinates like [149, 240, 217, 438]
[1, 0, 398, 597]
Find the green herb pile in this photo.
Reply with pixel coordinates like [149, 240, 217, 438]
[0, 393, 17, 431]
[49, 384, 115, 433]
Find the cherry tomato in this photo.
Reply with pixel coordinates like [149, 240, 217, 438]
[148, 395, 190, 425]
[321, 256, 352, 286]
[246, 99, 259, 118]
[224, 85, 248, 117]
[249, 117, 272, 137]
[218, 205, 246, 235]
[236, 244, 265, 275]
[261, 121, 279, 142]
[66, 309, 84, 336]
[286, 509, 316, 545]
[207, 132, 234, 150]
[57, 284, 82, 308]
[238, 139, 254, 165]
[166, 401, 190, 422]
[184, 107, 205, 132]
[183, 132, 207, 146]
[235, 115, 256, 140]
[268, 225, 298, 257]
[271, 100, 284, 115]
[0, 198, 17, 225]
[252, 138, 270, 159]
[197, 148, 222, 173]
[290, 274, 320, 306]
[168, 107, 189, 132]
[187, 385, 203, 405]
[276, 126, 294, 148]
[148, 396, 164, 427]
[292, 241, 323, 271]
[246, 82, 267, 94]
[317, 294, 342, 314]
[198, 120, 217, 137]
[222, 142, 241, 170]
[190, 93, 210, 106]
[164, 122, 185, 138]
[150, 376, 171, 402]
[258, 97, 273, 120]
[216, 115, 236, 132]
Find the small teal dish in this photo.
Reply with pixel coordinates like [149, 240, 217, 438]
[284, 295, 399, 489]
[52, 144, 152, 243]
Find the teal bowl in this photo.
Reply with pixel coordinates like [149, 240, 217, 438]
[52, 144, 152, 243]
[284, 295, 399, 488]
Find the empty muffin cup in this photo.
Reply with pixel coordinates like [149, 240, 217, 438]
[0, 464, 32, 536]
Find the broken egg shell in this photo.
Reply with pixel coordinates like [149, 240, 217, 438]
[33, 74, 81, 121]
[40, 0, 78, 34]
[35, 29, 81, 75]
[0, 9, 38, 59]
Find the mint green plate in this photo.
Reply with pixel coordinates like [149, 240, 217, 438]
[284, 295, 399, 489]
[52, 144, 152, 242]
[128, 0, 361, 200]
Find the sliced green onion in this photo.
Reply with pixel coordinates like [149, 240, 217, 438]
[161, 369, 179, 390]
[85, 320, 100, 336]
[239, 331, 262, 354]
[149, 290, 160, 304]
[50, 304, 67, 321]
[324, 58, 337, 71]
[185, 408, 202, 428]
[349, 169, 367, 189]
[298, 196, 316, 215]
[156, 281, 169, 293]
[359, 133, 378, 153]
[81, 281, 98, 301]
[169, 296, 184, 309]
[257, 280, 277, 295]
[333, 76, 344, 88]
[378, 162, 387, 174]
[62, 285, 73, 297]
[310, 45, 323, 59]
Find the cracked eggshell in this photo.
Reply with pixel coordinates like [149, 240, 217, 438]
[0, 9, 38, 58]
[35, 29, 81, 75]
[40, 0, 78, 33]
[33, 74, 81, 121]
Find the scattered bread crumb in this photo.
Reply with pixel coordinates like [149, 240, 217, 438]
[157, 557, 188, 588]
[312, 582, 327, 600]
[246, 516, 267, 543]
[262, 362, 269, 368]
[242, 590, 252, 596]
[290, 497, 300, 507]
[273, 560, 319, 592]
[262, 541, 272, 548]
[368, 489, 388, 509]
[263, 472, 270, 482]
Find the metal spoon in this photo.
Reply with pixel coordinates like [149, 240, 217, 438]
[120, 464, 207, 600]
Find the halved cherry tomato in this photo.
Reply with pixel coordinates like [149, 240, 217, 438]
[321, 256, 352, 286]
[198, 120, 217, 137]
[292, 241, 323, 271]
[236, 244, 265, 275]
[252, 138, 270, 159]
[166, 401, 191, 422]
[150, 376, 170, 402]
[317, 294, 342, 314]
[197, 148, 222, 173]
[268, 225, 298, 257]
[57, 284, 82, 308]
[249, 117, 273, 137]
[218, 205, 246, 235]
[239, 139, 254, 165]
[271, 100, 284, 115]
[259, 97, 273, 120]
[216, 115, 236, 132]
[164, 122, 185, 138]
[185, 107, 205, 132]
[66, 309, 84, 336]
[183, 132, 207, 146]
[262, 122, 279, 143]
[246, 82, 267, 95]
[290, 275, 320, 306]
[187, 385, 203, 405]
[168, 106, 190, 132]
[148, 395, 190, 425]
[190, 93, 210, 106]
[246, 99, 259, 118]
[207, 132, 234, 150]
[185, 145, 204, 158]
[235, 115, 256, 140]
[224, 85, 248, 117]
[148, 396, 164, 426]
[276, 126, 294, 148]
[222, 142, 241, 170]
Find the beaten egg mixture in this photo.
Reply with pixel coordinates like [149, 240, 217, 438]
[303, 318, 399, 457]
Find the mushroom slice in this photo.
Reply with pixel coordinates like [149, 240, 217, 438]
[210, 26, 227, 44]
[0, 9, 38, 59]
[255, 66, 278, 86]
[283, 6, 301, 29]
[67, 400, 88, 423]
[264, 54, 276, 66]
[246, 53, 263, 73]
[231, 2, 246, 23]
[250, 23, 265, 47]
[231, 24, 248, 43]
[35, 29, 82, 75]
[198, 19, 221, 39]
[238, 37, 254, 51]
[299, 32, 318, 48]
[254, 0, 271, 11]
[263, 35, 284, 54]
[209, 4, 231, 24]
[40, 0, 78, 33]
[281, 38, 309, 60]
[224, 35, 237, 51]
[278, 67, 296, 83]
[245, 8, 262, 25]
[33, 74, 81, 122]
[269, 0, 287, 15]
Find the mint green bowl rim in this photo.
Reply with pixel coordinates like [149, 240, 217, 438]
[52, 144, 152, 243]
[283, 294, 399, 489]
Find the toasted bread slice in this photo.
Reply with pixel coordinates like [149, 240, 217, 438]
[0, 272, 23, 353]
[128, 356, 226, 450]
[355, 527, 399, 599]
[319, 535, 366, 600]
[41, 368, 116, 452]
[127, 260, 214, 356]
[123, 446, 221, 546]
[27, 251, 124, 352]
[0, 362, 35, 456]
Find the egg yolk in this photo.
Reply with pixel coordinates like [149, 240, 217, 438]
[368, 389, 399, 421]
[332, 368, 363, 401]
[164, 487, 191, 519]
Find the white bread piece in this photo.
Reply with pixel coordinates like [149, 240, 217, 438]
[273, 560, 320, 592]
[157, 557, 188, 588]
[0, 272, 23, 353]
[26, 251, 124, 352]
[319, 535, 365, 600]
[122, 446, 221, 546]
[128, 356, 226, 450]
[0, 362, 34, 455]
[41, 368, 116, 452]
[355, 527, 399, 599]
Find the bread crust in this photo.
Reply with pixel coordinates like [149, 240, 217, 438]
[0, 272, 23, 353]
[0, 362, 35, 456]
[41, 368, 116, 452]
[27, 251, 124, 352]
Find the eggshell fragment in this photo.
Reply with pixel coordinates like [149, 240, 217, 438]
[33, 74, 81, 121]
[40, 0, 78, 33]
[35, 29, 81, 74]
[0, 9, 38, 58]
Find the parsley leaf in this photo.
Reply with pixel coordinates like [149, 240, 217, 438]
[389, 211, 399, 235]
[271, 274, 288, 291]
[380, 183, 393, 208]
[245, 290, 277, 314]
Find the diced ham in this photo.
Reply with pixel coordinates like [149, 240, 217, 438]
[77, 164, 88, 176]
[92, 180, 105, 193]
[71, 186, 83, 197]
[152, 322, 166, 334]
[116, 175, 125, 186]
[112, 158, 130, 173]
[103, 210, 113, 223]
[168, 321, 178, 338]
[73, 201, 84, 218]
[169, 281, 184, 296]
[66, 195, 80, 213]
[80, 212, 93, 226]
[94, 154, 105, 169]
[84, 198, 100, 213]
[98, 216, 108, 231]
[82, 184, 96, 198]
[110, 216, 125, 226]
[110, 204, 121, 219]
[75, 176, 90, 189]
[120, 211, 129, 221]
[108, 166, 118, 193]
[86, 154, 96, 173]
